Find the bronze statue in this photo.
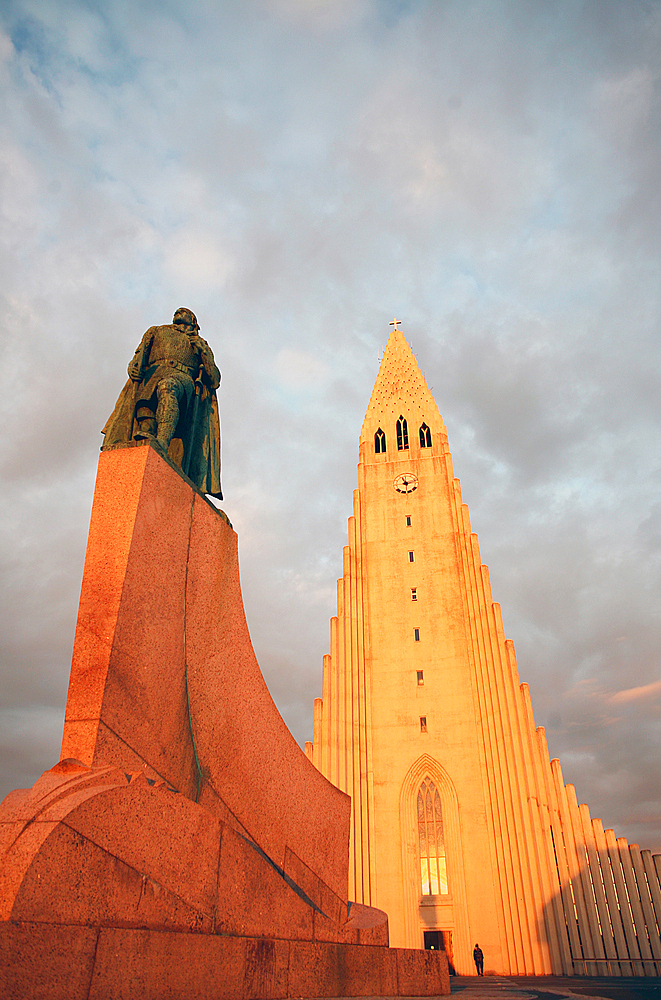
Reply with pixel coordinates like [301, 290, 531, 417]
[102, 307, 222, 498]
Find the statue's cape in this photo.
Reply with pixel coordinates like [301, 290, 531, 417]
[101, 378, 222, 501]
[188, 385, 222, 500]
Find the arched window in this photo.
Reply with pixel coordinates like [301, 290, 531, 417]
[419, 423, 432, 448]
[374, 428, 386, 453]
[417, 778, 448, 895]
[396, 416, 409, 451]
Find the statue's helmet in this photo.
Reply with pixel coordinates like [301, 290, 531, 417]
[173, 307, 199, 330]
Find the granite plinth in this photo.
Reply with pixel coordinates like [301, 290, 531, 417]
[1, 923, 450, 999]
[0, 442, 450, 997]
[61, 442, 350, 901]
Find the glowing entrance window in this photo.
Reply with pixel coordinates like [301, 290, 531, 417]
[417, 779, 448, 896]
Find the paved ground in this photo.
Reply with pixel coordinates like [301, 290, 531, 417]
[301, 973, 661, 1000]
[450, 974, 661, 1000]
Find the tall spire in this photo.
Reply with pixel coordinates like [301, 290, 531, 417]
[360, 325, 443, 446]
[311, 319, 661, 974]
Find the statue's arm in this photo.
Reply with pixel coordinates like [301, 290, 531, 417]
[192, 336, 221, 390]
[128, 328, 155, 381]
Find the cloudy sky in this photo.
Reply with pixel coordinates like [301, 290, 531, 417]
[1, 0, 660, 853]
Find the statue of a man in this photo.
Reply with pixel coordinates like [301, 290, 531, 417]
[102, 307, 222, 498]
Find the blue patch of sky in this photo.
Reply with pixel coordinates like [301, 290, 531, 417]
[447, 255, 486, 297]
[268, 385, 314, 415]
[522, 190, 567, 236]
[8, 15, 44, 57]
[377, 0, 417, 30]
[3, 4, 139, 90]
[5, 15, 59, 92]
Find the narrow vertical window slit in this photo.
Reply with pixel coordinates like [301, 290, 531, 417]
[397, 416, 409, 450]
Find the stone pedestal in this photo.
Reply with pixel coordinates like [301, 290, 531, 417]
[0, 442, 449, 998]
[61, 441, 350, 899]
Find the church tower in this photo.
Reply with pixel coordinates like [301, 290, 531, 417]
[307, 323, 661, 977]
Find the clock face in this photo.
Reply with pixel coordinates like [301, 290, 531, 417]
[394, 473, 419, 494]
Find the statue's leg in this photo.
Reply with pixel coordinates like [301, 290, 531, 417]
[134, 405, 156, 440]
[155, 378, 183, 451]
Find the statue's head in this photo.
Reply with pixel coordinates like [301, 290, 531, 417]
[173, 307, 199, 333]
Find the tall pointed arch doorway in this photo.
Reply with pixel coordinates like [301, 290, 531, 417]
[400, 755, 472, 973]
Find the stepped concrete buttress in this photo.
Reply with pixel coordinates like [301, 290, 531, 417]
[0, 441, 449, 999]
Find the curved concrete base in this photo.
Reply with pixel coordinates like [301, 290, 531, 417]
[1, 760, 444, 998]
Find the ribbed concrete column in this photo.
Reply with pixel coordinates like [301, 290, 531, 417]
[519, 687, 568, 974]
[533, 731, 578, 973]
[458, 501, 519, 972]
[619, 839, 655, 975]
[313, 698, 322, 770]
[337, 573, 348, 796]
[552, 763, 597, 974]
[605, 830, 644, 975]
[629, 844, 661, 972]
[353, 490, 372, 906]
[329, 614, 339, 787]
[445, 467, 510, 971]
[579, 804, 618, 974]
[347, 517, 362, 902]
[484, 588, 537, 974]
[654, 855, 661, 891]
[642, 850, 661, 960]
[496, 622, 549, 973]
[321, 654, 331, 776]
[539, 798, 573, 974]
[592, 818, 631, 975]
[565, 789, 606, 975]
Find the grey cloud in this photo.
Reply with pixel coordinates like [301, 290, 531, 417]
[1, 0, 660, 852]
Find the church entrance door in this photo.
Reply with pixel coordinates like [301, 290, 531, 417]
[424, 930, 455, 974]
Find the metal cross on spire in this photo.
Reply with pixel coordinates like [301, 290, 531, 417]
[389, 317, 402, 331]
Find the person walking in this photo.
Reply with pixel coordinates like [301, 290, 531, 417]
[473, 943, 484, 976]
